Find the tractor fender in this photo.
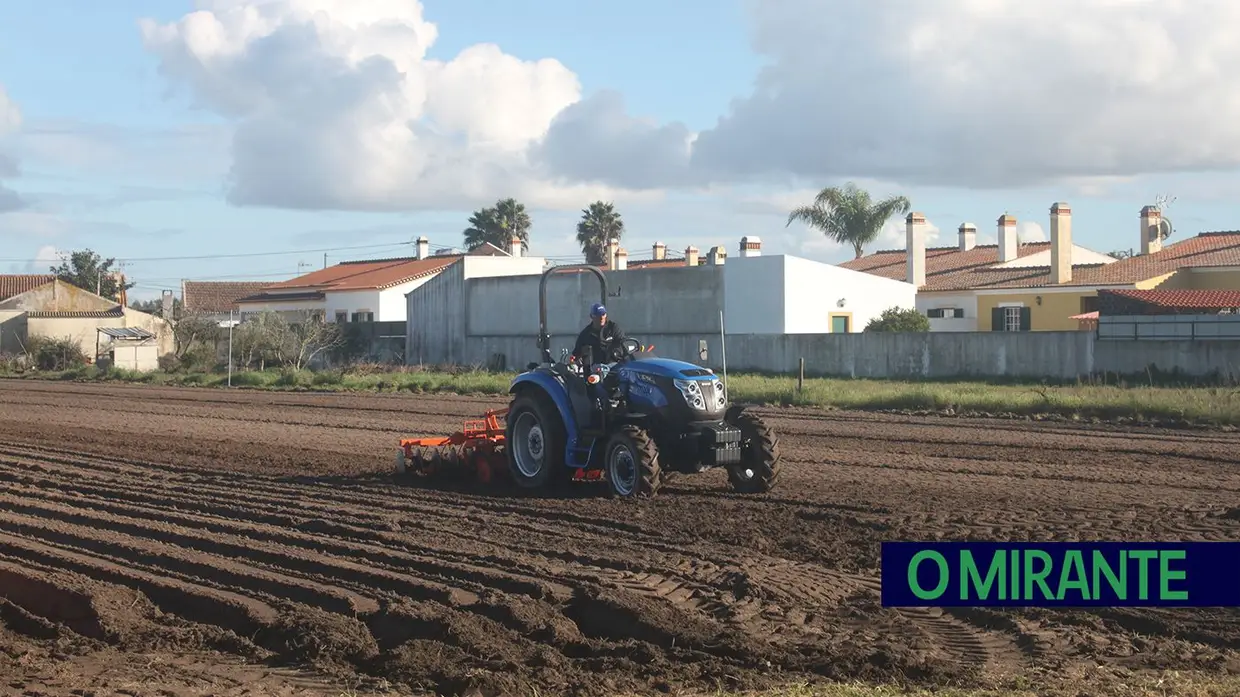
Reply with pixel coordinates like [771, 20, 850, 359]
[509, 372, 581, 460]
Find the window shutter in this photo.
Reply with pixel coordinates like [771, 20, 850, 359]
[1019, 306, 1032, 331]
[991, 307, 1004, 331]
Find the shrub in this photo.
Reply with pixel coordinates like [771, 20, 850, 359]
[26, 336, 88, 371]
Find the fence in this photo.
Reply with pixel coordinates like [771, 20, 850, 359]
[443, 329, 1240, 382]
[1097, 314, 1240, 340]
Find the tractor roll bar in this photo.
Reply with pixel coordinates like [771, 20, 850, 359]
[538, 264, 608, 363]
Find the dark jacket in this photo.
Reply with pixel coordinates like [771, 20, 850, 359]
[573, 319, 626, 364]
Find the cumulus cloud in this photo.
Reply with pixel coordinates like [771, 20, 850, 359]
[545, 0, 1240, 191]
[138, 0, 646, 211]
[0, 84, 26, 214]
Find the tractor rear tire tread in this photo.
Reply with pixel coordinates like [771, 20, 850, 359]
[726, 407, 780, 494]
[505, 390, 566, 490]
[607, 424, 662, 499]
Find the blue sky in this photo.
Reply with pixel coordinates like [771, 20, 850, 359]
[1, 1, 1239, 301]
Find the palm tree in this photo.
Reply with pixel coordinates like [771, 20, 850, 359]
[462, 197, 532, 252]
[786, 182, 911, 259]
[576, 201, 625, 265]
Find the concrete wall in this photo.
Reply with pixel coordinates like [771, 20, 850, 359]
[467, 265, 725, 339]
[413, 326, 1240, 381]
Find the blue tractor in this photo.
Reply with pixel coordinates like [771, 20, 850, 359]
[503, 264, 781, 498]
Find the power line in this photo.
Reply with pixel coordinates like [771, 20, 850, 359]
[0, 240, 415, 264]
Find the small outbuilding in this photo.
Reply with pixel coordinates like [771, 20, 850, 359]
[96, 327, 159, 371]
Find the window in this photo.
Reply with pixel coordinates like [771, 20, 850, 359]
[335, 311, 348, 323]
[1080, 296, 1099, 314]
[927, 308, 965, 319]
[1004, 306, 1022, 331]
[990, 305, 1031, 331]
[351, 311, 374, 323]
[830, 315, 850, 333]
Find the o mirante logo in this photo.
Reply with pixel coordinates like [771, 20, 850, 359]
[881, 542, 1228, 608]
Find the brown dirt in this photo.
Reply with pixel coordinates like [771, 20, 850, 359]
[1, 378, 1239, 696]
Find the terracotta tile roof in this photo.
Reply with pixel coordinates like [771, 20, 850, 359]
[26, 307, 124, 319]
[261, 255, 462, 293]
[182, 281, 274, 313]
[0, 274, 54, 301]
[234, 290, 326, 304]
[839, 232, 1240, 291]
[1100, 288, 1240, 309]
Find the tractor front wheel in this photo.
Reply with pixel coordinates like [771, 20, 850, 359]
[725, 405, 780, 494]
[604, 425, 662, 499]
[506, 392, 565, 490]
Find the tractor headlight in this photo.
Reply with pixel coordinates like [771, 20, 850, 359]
[673, 378, 706, 410]
[713, 379, 726, 409]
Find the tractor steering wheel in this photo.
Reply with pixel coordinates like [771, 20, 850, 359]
[613, 337, 642, 362]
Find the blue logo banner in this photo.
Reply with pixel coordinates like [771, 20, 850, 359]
[881, 541, 1237, 607]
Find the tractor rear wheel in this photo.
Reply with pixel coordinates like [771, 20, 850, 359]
[725, 405, 780, 494]
[505, 391, 565, 490]
[604, 425, 662, 498]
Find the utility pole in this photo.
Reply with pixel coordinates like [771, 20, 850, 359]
[323, 252, 328, 269]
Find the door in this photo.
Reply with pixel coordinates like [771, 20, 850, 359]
[831, 315, 850, 333]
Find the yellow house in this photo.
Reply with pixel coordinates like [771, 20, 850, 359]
[839, 202, 1240, 331]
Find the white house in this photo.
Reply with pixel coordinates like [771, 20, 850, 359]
[617, 236, 918, 334]
[236, 237, 544, 323]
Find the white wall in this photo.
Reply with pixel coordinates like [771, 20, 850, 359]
[722, 256, 785, 334]
[916, 293, 979, 332]
[461, 255, 546, 279]
[781, 255, 917, 333]
[238, 298, 321, 315]
[325, 290, 382, 322]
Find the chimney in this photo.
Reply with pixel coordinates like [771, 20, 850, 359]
[998, 214, 1017, 262]
[1050, 202, 1072, 284]
[958, 223, 976, 252]
[607, 238, 620, 270]
[652, 241, 666, 260]
[416, 236, 429, 260]
[1140, 205, 1162, 255]
[615, 248, 628, 270]
[707, 245, 727, 265]
[510, 235, 522, 258]
[739, 236, 762, 257]
[685, 246, 699, 267]
[905, 212, 926, 287]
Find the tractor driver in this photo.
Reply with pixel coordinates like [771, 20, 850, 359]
[573, 302, 626, 367]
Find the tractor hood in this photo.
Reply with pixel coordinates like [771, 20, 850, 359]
[622, 356, 716, 380]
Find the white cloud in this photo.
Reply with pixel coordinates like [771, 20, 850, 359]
[541, 0, 1240, 191]
[0, 84, 25, 214]
[138, 0, 646, 211]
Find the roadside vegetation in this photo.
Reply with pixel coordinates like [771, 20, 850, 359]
[5, 307, 1240, 426]
[4, 355, 1240, 427]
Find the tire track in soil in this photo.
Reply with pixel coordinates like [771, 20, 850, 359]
[0, 438, 1015, 688]
[3, 380, 1240, 695]
[1, 443, 1024, 675]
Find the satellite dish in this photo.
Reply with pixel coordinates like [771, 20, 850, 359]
[1149, 216, 1173, 241]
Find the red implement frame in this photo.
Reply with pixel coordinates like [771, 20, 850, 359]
[398, 408, 509, 483]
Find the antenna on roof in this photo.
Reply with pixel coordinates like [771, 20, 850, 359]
[1153, 193, 1176, 241]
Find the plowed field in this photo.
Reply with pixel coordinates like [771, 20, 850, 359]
[1, 379, 1239, 696]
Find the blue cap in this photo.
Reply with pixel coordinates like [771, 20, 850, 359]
[590, 302, 607, 317]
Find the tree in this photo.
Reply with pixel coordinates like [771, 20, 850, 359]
[576, 201, 625, 265]
[463, 197, 532, 252]
[50, 249, 135, 301]
[786, 182, 911, 259]
[865, 306, 930, 332]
